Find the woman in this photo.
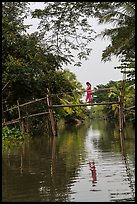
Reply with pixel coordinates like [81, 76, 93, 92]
[85, 82, 92, 103]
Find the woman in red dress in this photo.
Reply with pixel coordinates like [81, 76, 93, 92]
[85, 82, 92, 103]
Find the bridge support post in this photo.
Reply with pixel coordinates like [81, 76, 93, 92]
[47, 89, 57, 137]
[17, 100, 24, 133]
[118, 96, 126, 140]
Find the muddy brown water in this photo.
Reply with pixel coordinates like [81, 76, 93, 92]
[2, 120, 135, 202]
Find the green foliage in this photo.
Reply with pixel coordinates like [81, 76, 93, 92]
[31, 2, 135, 79]
[2, 126, 26, 141]
[2, 2, 135, 126]
[114, 59, 135, 81]
[95, 2, 135, 60]
[2, 2, 85, 124]
[94, 2, 135, 80]
[31, 2, 95, 66]
[93, 80, 135, 121]
[91, 106, 106, 119]
[2, 126, 31, 154]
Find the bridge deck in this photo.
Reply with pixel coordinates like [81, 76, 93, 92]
[49, 102, 118, 108]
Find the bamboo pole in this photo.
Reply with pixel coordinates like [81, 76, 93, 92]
[48, 87, 114, 96]
[2, 118, 20, 126]
[19, 97, 47, 107]
[2, 111, 49, 127]
[17, 100, 24, 133]
[47, 89, 57, 137]
[2, 88, 114, 113]
[25, 106, 29, 133]
[17, 100, 21, 120]
[118, 96, 126, 140]
[17, 100, 22, 131]
[118, 97, 123, 133]
[49, 101, 118, 108]
[23, 111, 49, 118]
[3, 97, 47, 113]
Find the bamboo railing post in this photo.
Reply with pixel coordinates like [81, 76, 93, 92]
[2, 100, 6, 124]
[118, 96, 123, 132]
[118, 96, 125, 140]
[46, 89, 57, 137]
[17, 100, 21, 130]
[25, 105, 29, 133]
[26, 111, 29, 133]
[17, 100, 24, 133]
[46, 93, 52, 135]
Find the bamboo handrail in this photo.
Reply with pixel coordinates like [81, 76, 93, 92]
[24, 111, 49, 118]
[3, 97, 47, 113]
[123, 106, 135, 112]
[19, 97, 47, 107]
[2, 88, 114, 113]
[2, 118, 20, 126]
[2, 111, 49, 126]
[49, 88, 114, 96]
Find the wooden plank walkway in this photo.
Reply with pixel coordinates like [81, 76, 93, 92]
[49, 102, 118, 108]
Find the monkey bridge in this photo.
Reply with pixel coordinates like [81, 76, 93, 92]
[2, 87, 127, 138]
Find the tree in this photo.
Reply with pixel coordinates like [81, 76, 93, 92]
[94, 2, 135, 80]
[2, 2, 87, 124]
[31, 2, 96, 66]
[2, 2, 77, 103]
[2, 2, 29, 83]
[31, 2, 135, 79]
[93, 80, 135, 121]
[94, 2, 135, 61]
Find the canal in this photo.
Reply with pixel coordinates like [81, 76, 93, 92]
[2, 119, 135, 202]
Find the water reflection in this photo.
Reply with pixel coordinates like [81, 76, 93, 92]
[89, 160, 97, 186]
[2, 120, 135, 202]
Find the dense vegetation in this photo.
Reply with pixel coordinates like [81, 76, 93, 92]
[2, 2, 135, 138]
[91, 80, 135, 122]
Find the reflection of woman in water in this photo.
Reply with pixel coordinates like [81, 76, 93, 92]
[89, 161, 97, 185]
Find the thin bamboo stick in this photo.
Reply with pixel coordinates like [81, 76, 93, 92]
[2, 111, 49, 126]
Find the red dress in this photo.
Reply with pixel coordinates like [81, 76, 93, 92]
[86, 84, 92, 102]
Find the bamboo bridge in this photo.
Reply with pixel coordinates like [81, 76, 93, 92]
[2, 87, 131, 138]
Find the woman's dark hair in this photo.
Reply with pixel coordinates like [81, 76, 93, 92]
[86, 82, 91, 86]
